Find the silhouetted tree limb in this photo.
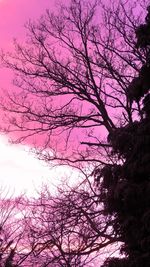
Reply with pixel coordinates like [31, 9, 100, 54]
[0, 0, 145, 166]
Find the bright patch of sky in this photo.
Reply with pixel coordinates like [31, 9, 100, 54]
[0, 0, 74, 197]
[0, 135, 80, 197]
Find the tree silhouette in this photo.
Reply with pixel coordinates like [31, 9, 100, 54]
[19, 184, 119, 266]
[1, 0, 143, 166]
[99, 5, 150, 267]
[0, 184, 119, 266]
[0, 195, 25, 267]
[1, 0, 150, 266]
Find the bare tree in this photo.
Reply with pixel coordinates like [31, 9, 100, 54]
[17, 182, 120, 267]
[1, 1, 150, 265]
[1, 0, 146, 167]
[0, 192, 26, 267]
[0, 183, 120, 267]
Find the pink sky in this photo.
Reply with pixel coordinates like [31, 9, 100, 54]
[0, 0, 56, 85]
[0, 0, 96, 159]
[0, 0, 96, 196]
[0, 0, 73, 196]
[0, 2, 119, 264]
[0, 0, 55, 44]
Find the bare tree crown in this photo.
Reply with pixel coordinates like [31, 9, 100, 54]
[0, 0, 148, 167]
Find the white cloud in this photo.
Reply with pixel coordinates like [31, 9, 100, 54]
[0, 135, 80, 198]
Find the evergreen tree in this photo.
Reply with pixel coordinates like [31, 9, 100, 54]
[100, 6, 150, 267]
[2, 1, 150, 265]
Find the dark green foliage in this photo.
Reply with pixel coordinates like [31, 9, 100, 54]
[128, 68, 150, 101]
[136, 6, 150, 49]
[127, 7, 150, 102]
[99, 6, 150, 266]
[101, 257, 128, 267]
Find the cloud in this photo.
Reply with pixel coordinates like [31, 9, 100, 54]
[0, 135, 81, 198]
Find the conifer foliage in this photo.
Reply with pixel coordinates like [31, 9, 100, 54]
[1, 1, 150, 266]
[100, 6, 150, 267]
